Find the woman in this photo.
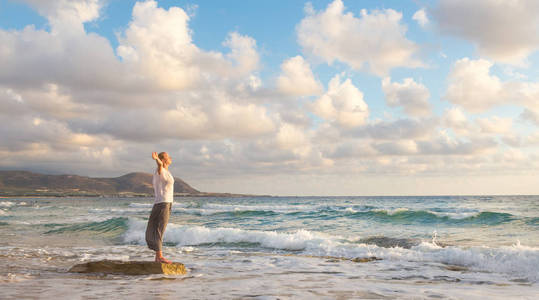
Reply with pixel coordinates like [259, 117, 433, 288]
[145, 151, 174, 264]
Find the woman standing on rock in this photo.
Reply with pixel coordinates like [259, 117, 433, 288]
[146, 152, 174, 264]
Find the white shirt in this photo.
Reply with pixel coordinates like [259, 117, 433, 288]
[152, 168, 174, 204]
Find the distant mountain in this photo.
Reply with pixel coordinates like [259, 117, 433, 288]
[0, 170, 201, 197]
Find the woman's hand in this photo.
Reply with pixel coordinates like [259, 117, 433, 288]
[152, 152, 163, 166]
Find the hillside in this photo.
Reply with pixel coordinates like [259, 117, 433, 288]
[0, 170, 201, 197]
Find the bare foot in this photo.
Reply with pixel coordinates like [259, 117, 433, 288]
[155, 257, 172, 264]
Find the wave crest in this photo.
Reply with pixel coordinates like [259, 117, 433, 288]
[44, 217, 128, 235]
[347, 210, 515, 225]
[123, 219, 539, 282]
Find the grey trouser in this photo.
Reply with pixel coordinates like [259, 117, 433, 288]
[145, 202, 172, 252]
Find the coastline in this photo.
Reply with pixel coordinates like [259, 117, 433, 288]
[0, 170, 269, 198]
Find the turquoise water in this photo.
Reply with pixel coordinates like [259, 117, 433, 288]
[1, 196, 538, 299]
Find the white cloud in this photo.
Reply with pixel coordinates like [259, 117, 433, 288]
[445, 58, 539, 113]
[277, 56, 323, 96]
[432, 0, 539, 64]
[382, 77, 431, 116]
[525, 131, 539, 146]
[445, 58, 503, 112]
[441, 107, 513, 136]
[277, 107, 312, 127]
[21, 0, 103, 34]
[297, 0, 423, 76]
[0, 0, 274, 140]
[417, 133, 497, 156]
[502, 131, 539, 148]
[374, 140, 418, 155]
[211, 101, 276, 138]
[75, 95, 276, 142]
[117, 1, 260, 90]
[21, 0, 102, 22]
[312, 75, 369, 128]
[494, 148, 527, 165]
[412, 9, 429, 27]
[0, 0, 285, 181]
[275, 123, 311, 156]
[351, 118, 436, 140]
[476, 116, 512, 134]
[503, 66, 528, 80]
[116, 1, 207, 90]
[223, 32, 259, 75]
[1, 1, 538, 194]
[0, 23, 124, 91]
[515, 82, 539, 111]
[441, 107, 473, 135]
[0, 113, 114, 153]
[0, 88, 25, 115]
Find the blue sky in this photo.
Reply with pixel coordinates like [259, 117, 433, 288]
[1, 0, 538, 195]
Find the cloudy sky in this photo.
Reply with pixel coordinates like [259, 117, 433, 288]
[1, 0, 539, 195]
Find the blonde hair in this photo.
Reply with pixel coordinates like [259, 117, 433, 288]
[156, 152, 167, 175]
[158, 152, 167, 161]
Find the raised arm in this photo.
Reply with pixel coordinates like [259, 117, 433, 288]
[152, 152, 163, 174]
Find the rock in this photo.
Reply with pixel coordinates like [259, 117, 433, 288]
[444, 265, 468, 272]
[350, 256, 382, 263]
[284, 253, 382, 263]
[69, 260, 187, 275]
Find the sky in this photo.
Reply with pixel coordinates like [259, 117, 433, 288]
[1, 0, 539, 196]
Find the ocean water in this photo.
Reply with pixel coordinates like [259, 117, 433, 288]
[0, 196, 538, 299]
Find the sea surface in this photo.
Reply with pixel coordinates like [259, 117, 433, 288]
[0, 195, 538, 299]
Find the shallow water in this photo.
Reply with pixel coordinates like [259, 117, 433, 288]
[0, 196, 538, 299]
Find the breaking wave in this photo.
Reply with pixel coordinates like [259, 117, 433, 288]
[123, 219, 539, 282]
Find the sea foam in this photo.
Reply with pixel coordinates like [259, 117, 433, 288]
[123, 218, 539, 282]
[128, 203, 153, 208]
[0, 201, 15, 207]
[124, 218, 336, 251]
